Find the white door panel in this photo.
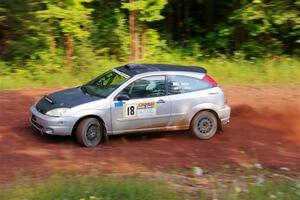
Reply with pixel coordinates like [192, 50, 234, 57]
[110, 75, 171, 133]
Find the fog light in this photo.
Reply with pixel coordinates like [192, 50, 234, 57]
[44, 128, 54, 134]
[57, 121, 64, 125]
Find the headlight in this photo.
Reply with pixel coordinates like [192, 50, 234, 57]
[46, 108, 70, 117]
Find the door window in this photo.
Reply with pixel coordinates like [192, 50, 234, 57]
[167, 75, 213, 95]
[120, 76, 166, 99]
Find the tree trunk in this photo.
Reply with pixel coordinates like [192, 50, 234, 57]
[176, 0, 183, 42]
[165, 4, 173, 41]
[140, 21, 147, 59]
[183, 0, 190, 42]
[129, 0, 139, 62]
[66, 33, 73, 63]
[134, 13, 139, 60]
[234, 24, 245, 51]
[57, 0, 63, 7]
[205, 0, 215, 31]
[99, 0, 104, 18]
[129, 8, 135, 61]
[47, 18, 55, 55]
[57, 0, 73, 64]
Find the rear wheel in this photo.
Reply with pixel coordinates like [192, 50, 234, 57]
[191, 111, 218, 139]
[76, 118, 103, 147]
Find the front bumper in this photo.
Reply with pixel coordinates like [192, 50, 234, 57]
[29, 106, 77, 136]
[217, 104, 231, 125]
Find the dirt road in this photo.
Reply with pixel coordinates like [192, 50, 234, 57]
[0, 86, 300, 184]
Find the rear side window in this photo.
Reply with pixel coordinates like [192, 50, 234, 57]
[167, 75, 213, 95]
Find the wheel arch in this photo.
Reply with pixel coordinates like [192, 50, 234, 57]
[190, 109, 223, 132]
[71, 115, 106, 136]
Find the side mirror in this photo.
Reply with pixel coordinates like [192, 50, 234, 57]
[116, 94, 130, 101]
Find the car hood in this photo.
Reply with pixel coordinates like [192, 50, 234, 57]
[35, 87, 101, 114]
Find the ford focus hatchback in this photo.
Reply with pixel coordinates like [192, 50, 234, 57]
[30, 64, 230, 147]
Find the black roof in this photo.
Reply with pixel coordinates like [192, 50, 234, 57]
[116, 63, 207, 76]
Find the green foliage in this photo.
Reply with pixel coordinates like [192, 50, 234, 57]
[139, 0, 168, 22]
[0, 0, 46, 62]
[95, 8, 130, 61]
[0, 8, 6, 24]
[0, 61, 9, 75]
[0, 174, 182, 200]
[24, 49, 65, 78]
[230, 0, 300, 57]
[225, 179, 300, 200]
[0, 58, 121, 89]
[0, 0, 299, 84]
[122, 0, 168, 22]
[1, 57, 299, 90]
[202, 23, 234, 55]
[240, 38, 283, 58]
[73, 42, 101, 71]
[145, 28, 167, 57]
[37, 0, 93, 39]
[121, 0, 168, 60]
[0, 173, 299, 200]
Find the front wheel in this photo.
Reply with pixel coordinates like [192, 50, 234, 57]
[190, 111, 218, 140]
[76, 118, 103, 147]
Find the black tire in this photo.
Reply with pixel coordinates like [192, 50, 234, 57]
[190, 111, 218, 140]
[76, 118, 103, 147]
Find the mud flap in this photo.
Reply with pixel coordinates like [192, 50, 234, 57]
[103, 128, 109, 144]
[217, 118, 224, 132]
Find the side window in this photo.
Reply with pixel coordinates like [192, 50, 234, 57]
[167, 75, 213, 95]
[121, 76, 166, 99]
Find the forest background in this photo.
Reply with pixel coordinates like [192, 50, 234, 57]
[0, 0, 299, 88]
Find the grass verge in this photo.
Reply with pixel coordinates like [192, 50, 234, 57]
[1, 57, 299, 89]
[0, 174, 182, 200]
[1, 173, 299, 200]
[225, 178, 300, 200]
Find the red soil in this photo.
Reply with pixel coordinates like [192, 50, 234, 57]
[0, 86, 299, 184]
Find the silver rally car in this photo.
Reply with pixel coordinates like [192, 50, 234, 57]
[30, 64, 231, 147]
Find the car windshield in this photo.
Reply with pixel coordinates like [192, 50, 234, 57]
[81, 69, 130, 98]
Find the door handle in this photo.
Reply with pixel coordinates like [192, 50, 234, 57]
[157, 99, 165, 104]
[208, 92, 219, 95]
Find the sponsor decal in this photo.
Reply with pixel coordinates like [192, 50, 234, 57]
[123, 104, 137, 118]
[114, 101, 124, 108]
[123, 101, 157, 118]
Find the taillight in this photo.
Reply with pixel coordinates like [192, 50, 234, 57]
[202, 74, 218, 86]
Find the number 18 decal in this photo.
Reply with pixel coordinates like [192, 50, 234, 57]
[124, 104, 137, 117]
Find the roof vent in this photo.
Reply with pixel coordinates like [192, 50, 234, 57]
[125, 63, 144, 70]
